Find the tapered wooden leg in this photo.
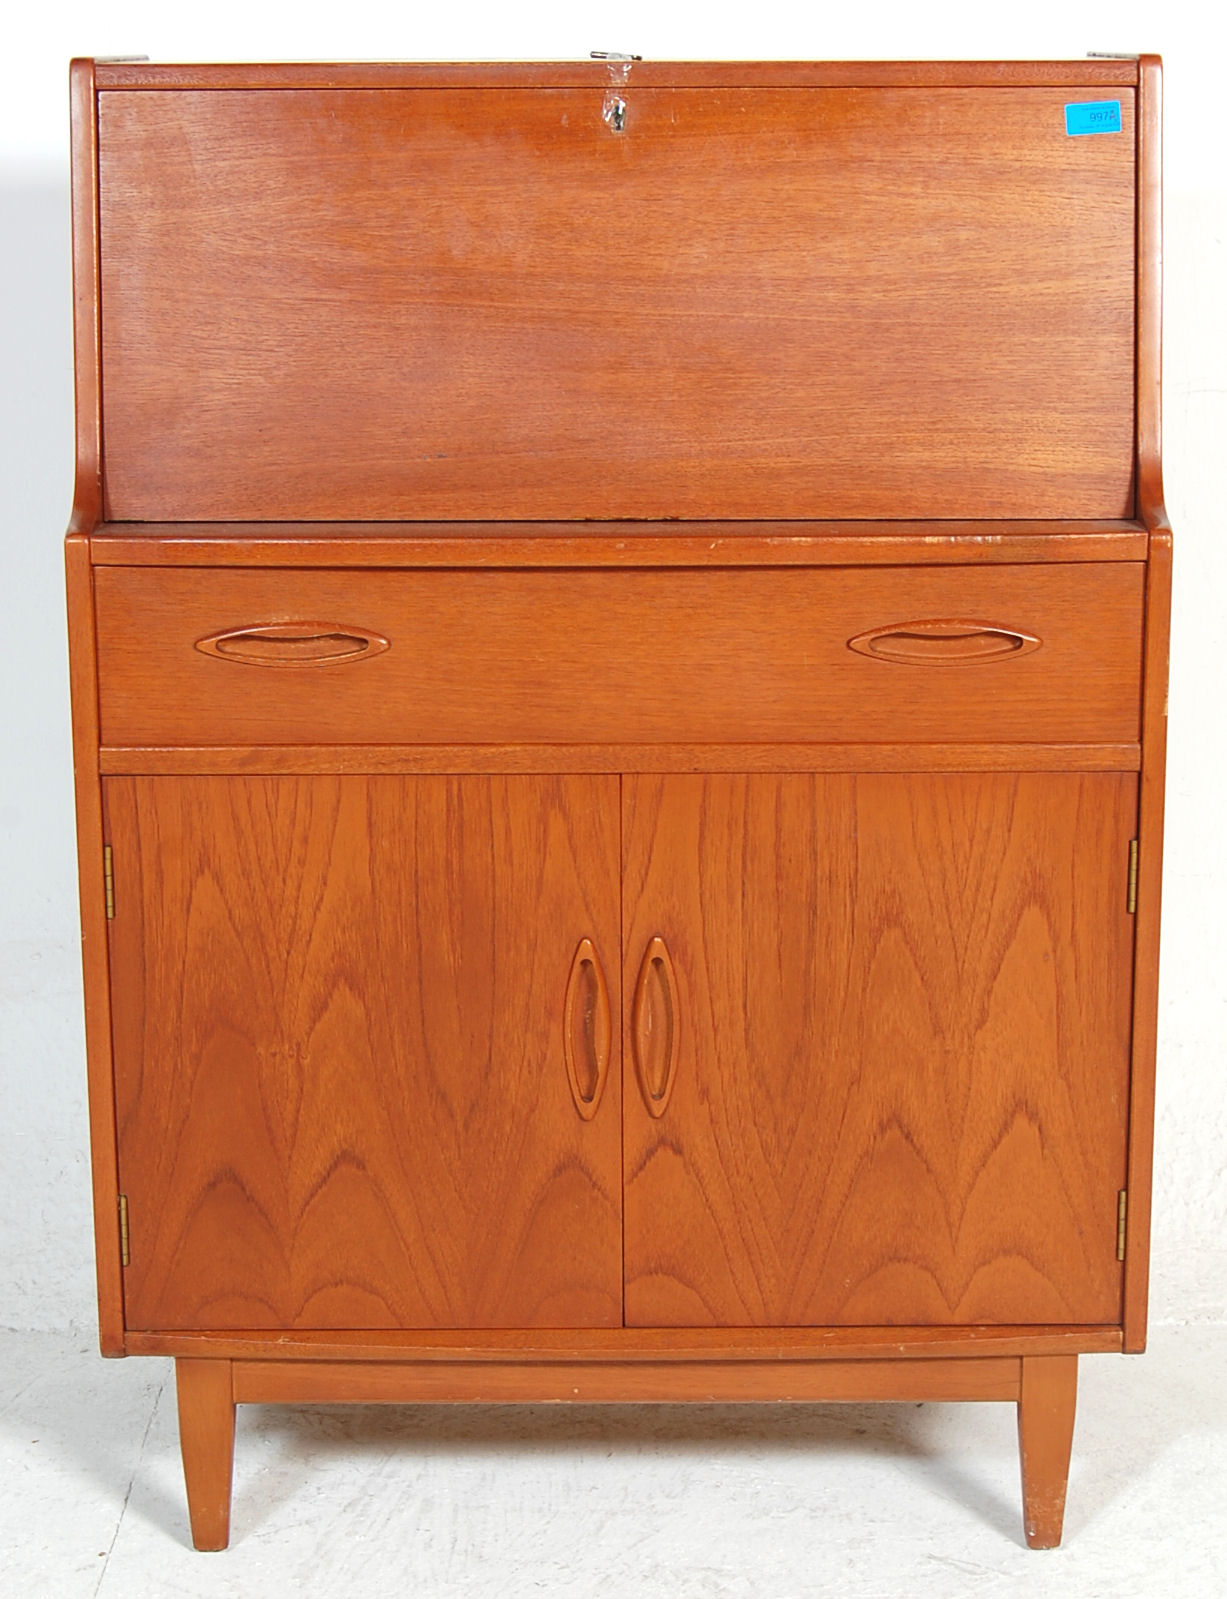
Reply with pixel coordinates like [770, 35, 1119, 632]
[1017, 1354, 1077, 1549]
[175, 1358, 236, 1551]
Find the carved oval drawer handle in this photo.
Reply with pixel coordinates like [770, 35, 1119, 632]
[195, 622, 390, 667]
[848, 620, 1041, 664]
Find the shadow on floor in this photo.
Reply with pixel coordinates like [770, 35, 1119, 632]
[235, 1397, 1023, 1544]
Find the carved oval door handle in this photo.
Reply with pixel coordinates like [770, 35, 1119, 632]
[632, 936, 679, 1119]
[563, 938, 612, 1121]
[847, 620, 1041, 664]
[195, 622, 390, 666]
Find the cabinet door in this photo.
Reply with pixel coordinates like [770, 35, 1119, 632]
[107, 775, 622, 1330]
[622, 773, 1136, 1327]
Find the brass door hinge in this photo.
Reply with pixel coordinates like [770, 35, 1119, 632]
[1127, 839, 1138, 915]
[118, 1194, 130, 1267]
[1116, 1190, 1128, 1262]
[103, 845, 115, 920]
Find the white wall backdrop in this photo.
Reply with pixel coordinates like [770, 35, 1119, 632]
[1, 0, 1223, 1334]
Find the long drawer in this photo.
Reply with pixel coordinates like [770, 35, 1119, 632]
[93, 565, 1145, 747]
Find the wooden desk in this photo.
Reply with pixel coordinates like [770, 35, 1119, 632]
[66, 55, 1169, 1551]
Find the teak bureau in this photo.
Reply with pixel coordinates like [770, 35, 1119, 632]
[66, 55, 1170, 1551]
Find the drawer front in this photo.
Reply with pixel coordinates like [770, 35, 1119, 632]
[94, 565, 1144, 748]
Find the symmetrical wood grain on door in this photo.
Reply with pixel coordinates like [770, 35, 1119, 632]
[106, 775, 622, 1330]
[622, 773, 1136, 1327]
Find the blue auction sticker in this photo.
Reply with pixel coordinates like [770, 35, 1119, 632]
[1065, 100, 1122, 136]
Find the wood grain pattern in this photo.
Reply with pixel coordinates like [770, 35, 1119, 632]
[93, 61, 1140, 91]
[86, 521, 1150, 569]
[98, 744, 1144, 777]
[1017, 1354, 1078, 1548]
[127, 1324, 1124, 1362]
[65, 536, 125, 1354]
[230, 1355, 1022, 1405]
[623, 773, 1136, 1327]
[93, 565, 1146, 748]
[97, 86, 1135, 521]
[175, 1359, 235, 1551]
[106, 775, 622, 1330]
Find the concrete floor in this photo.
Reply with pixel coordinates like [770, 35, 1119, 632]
[2, 1326, 1224, 1598]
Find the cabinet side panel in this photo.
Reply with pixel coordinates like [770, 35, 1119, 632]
[66, 538, 124, 1351]
[1123, 532, 1171, 1348]
[1123, 54, 1166, 1351]
[623, 773, 1136, 1327]
[98, 86, 1135, 520]
[106, 774, 623, 1330]
[68, 60, 102, 531]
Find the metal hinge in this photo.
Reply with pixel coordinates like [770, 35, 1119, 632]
[103, 845, 115, 920]
[1127, 839, 1139, 915]
[118, 1194, 130, 1267]
[1117, 1190, 1128, 1262]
